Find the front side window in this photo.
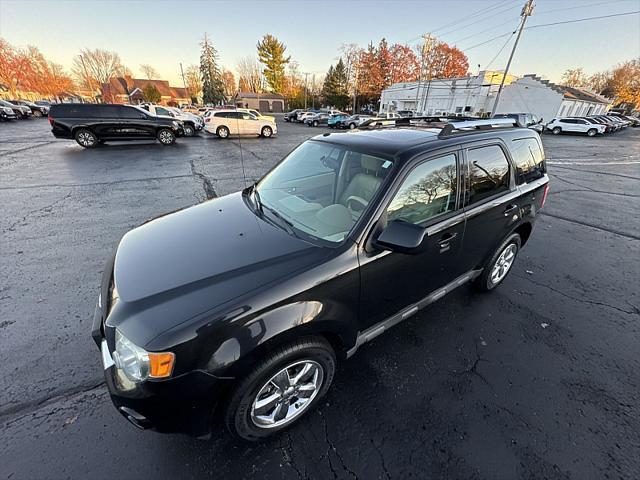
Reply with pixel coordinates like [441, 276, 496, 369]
[467, 145, 510, 205]
[256, 141, 393, 244]
[387, 154, 458, 225]
[155, 107, 172, 116]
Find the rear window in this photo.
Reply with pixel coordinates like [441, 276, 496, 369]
[467, 145, 510, 205]
[510, 137, 546, 184]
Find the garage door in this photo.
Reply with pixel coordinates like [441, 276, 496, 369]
[272, 101, 283, 113]
[259, 100, 270, 113]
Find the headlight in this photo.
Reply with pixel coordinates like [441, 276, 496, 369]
[172, 121, 179, 128]
[113, 330, 175, 383]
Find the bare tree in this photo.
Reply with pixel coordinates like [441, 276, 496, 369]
[140, 64, 159, 79]
[236, 56, 262, 93]
[184, 64, 202, 101]
[72, 48, 128, 92]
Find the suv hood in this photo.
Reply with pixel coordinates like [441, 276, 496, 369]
[113, 192, 324, 305]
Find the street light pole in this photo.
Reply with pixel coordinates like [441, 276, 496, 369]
[491, 0, 534, 116]
[179, 62, 189, 104]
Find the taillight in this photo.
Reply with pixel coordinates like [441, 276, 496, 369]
[540, 183, 549, 209]
[48, 114, 53, 126]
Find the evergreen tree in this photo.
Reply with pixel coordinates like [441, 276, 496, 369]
[200, 33, 225, 104]
[257, 34, 290, 93]
[322, 59, 349, 109]
[142, 84, 161, 103]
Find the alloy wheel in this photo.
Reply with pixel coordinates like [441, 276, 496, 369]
[159, 130, 174, 144]
[250, 360, 324, 429]
[490, 244, 517, 286]
[77, 131, 95, 147]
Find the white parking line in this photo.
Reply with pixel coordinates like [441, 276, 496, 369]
[547, 160, 640, 165]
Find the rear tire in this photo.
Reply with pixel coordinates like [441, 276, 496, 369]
[217, 125, 230, 138]
[349, 123, 356, 129]
[552, 127, 561, 135]
[473, 233, 521, 292]
[33, 110, 43, 118]
[261, 126, 273, 138]
[74, 129, 98, 148]
[224, 336, 336, 442]
[313, 120, 319, 127]
[157, 128, 176, 145]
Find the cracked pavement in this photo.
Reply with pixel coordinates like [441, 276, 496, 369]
[1, 118, 639, 479]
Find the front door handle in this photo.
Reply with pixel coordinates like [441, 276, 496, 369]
[503, 204, 519, 216]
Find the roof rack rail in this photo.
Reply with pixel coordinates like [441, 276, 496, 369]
[438, 118, 522, 138]
[357, 115, 523, 138]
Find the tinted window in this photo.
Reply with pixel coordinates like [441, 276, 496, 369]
[467, 146, 510, 204]
[120, 106, 146, 119]
[387, 154, 458, 225]
[510, 138, 545, 184]
[96, 106, 121, 118]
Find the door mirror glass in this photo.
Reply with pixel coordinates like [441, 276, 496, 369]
[375, 220, 426, 254]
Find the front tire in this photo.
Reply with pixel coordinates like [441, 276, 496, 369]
[349, 123, 356, 129]
[552, 127, 561, 135]
[473, 233, 521, 292]
[313, 120, 319, 127]
[74, 128, 98, 148]
[587, 128, 597, 137]
[183, 123, 195, 137]
[33, 110, 43, 118]
[224, 336, 336, 441]
[157, 128, 176, 145]
[261, 125, 273, 138]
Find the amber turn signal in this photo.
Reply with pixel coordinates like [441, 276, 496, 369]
[148, 352, 175, 378]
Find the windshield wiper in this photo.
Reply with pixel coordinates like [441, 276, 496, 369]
[252, 185, 297, 237]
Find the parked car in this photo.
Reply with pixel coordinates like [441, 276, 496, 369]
[48, 103, 183, 148]
[0, 99, 32, 119]
[586, 116, 616, 133]
[1, 103, 17, 121]
[494, 113, 544, 133]
[9, 99, 49, 117]
[397, 110, 414, 118]
[608, 112, 639, 127]
[305, 112, 331, 126]
[375, 112, 402, 120]
[327, 113, 350, 128]
[138, 103, 201, 137]
[204, 110, 277, 138]
[546, 117, 606, 136]
[296, 111, 316, 123]
[35, 100, 52, 107]
[284, 109, 303, 122]
[92, 117, 548, 441]
[605, 115, 629, 129]
[238, 108, 275, 122]
[340, 114, 373, 129]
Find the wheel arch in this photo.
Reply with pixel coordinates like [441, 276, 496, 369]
[202, 301, 354, 380]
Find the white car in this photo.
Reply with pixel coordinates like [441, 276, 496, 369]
[296, 111, 316, 123]
[138, 104, 202, 136]
[237, 108, 275, 122]
[375, 112, 402, 119]
[204, 110, 277, 138]
[546, 117, 606, 136]
[168, 107, 204, 131]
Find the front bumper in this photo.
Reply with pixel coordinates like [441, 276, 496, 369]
[92, 304, 232, 436]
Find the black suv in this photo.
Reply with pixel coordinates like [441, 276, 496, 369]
[93, 117, 549, 441]
[49, 103, 183, 148]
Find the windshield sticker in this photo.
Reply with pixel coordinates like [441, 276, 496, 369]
[382, 161, 392, 169]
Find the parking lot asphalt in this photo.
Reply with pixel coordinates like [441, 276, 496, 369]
[1, 117, 639, 480]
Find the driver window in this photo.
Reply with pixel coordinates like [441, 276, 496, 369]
[387, 154, 458, 225]
[242, 113, 254, 120]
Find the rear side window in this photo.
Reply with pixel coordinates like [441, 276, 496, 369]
[50, 104, 98, 118]
[467, 145, 510, 205]
[387, 154, 458, 225]
[510, 138, 545, 184]
[120, 106, 146, 119]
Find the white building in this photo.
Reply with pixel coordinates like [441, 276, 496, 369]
[496, 74, 610, 122]
[379, 72, 611, 121]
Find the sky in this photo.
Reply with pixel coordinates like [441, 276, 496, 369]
[1, 0, 639, 87]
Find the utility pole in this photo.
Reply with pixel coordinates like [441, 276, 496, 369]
[179, 62, 189, 103]
[303, 72, 309, 109]
[491, 0, 534, 116]
[413, 34, 432, 115]
[420, 35, 436, 115]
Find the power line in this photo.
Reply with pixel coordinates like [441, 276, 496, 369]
[534, 0, 634, 17]
[449, 15, 520, 45]
[430, 0, 513, 34]
[485, 32, 516, 69]
[437, 1, 521, 38]
[527, 10, 640, 29]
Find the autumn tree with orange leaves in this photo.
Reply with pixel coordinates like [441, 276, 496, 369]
[0, 38, 74, 97]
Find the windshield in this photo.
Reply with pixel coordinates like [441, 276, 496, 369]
[256, 141, 393, 244]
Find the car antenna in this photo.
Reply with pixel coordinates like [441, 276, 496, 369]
[235, 110, 248, 188]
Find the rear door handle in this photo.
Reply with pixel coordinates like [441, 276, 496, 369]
[438, 232, 458, 252]
[503, 204, 519, 216]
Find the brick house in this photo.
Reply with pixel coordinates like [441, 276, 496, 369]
[101, 76, 189, 106]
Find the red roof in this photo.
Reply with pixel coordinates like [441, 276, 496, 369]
[101, 76, 189, 100]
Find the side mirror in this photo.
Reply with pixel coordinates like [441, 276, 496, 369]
[374, 220, 427, 255]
